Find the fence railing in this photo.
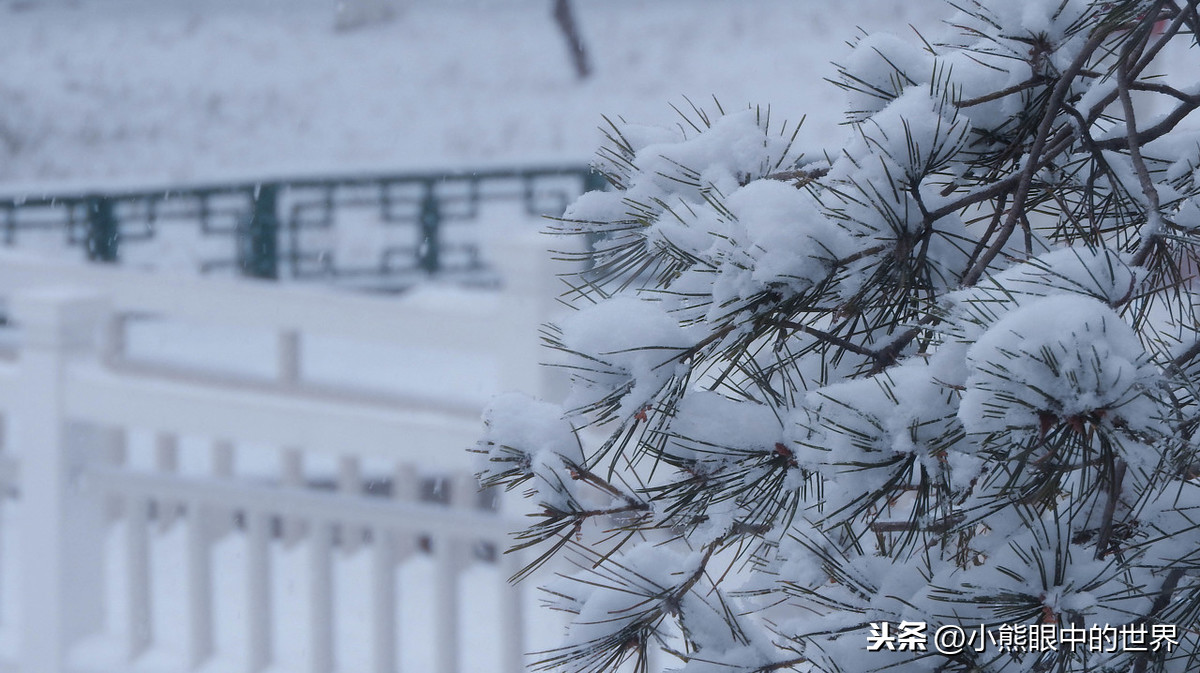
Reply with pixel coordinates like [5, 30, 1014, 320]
[0, 165, 602, 290]
[0, 229, 559, 673]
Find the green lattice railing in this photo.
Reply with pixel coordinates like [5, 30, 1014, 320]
[0, 166, 604, 290]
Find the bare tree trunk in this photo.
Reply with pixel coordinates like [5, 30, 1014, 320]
[552, 0, 591, 80]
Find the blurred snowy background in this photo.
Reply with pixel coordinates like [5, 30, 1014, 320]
[0, 2, 942, 673]
[0, 0, 940, 189]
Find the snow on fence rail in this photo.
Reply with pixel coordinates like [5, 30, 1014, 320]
[0, 227, 557, 673]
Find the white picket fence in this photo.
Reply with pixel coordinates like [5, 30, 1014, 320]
[0, 226, 559, 673]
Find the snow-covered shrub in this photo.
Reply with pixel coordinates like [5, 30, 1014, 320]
[477, 2, 1200, 671]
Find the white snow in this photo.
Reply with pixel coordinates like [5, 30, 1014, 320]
[959, 294, 1161, 437]
[0, 1, 952, 671]
[0, 0, 942, 191]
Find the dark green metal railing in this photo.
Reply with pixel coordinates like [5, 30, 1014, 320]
[0, 166, 605, 289]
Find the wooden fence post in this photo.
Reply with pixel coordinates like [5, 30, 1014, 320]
[12, 289, 110, 673]
[431, 472, 478, 673]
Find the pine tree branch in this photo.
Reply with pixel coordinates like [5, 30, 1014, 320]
[1057, 102, 1115, 239]
[505, 6, 1200, 671]
[766, 166, 830, 187]
[567, 460, 648, 507]
[1172, 339, 1200, 371]
[926, 128, 1075, 227]
[1093, 459, 1127, 560]
[558, 502, 651, 520]
[1130, 568, 1187, 673]
[1091, 2, 1200, 150]
[835, 242, 892, 266]
[868, 323, 926, 373]
[774, 321, 878, 360]
[961, 27, 1112, 286]
[671, 536, 724, 601]
[663, 650, 810, 673]
[1092, 93, 1200, 152]
[954, 75, 1049, 108]
[754, 656, 810, 673]
[1130, 0, 1182, 76]
[683, 323, 736, 361]
[932, 12, 1198, 278]
[1176, 0, 1200, 37]
[1118, 58, 1167, 267]
[834, 244, 889, 267]
[1127, 80, 1200, 103]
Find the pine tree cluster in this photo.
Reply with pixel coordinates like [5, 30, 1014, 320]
[477, 1, 1200, 671]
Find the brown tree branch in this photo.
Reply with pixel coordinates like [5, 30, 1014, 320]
[960, 28, 1113, 287]
[1117, 58, 1167, 266]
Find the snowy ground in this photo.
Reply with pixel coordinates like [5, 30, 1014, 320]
[0, 0, 942, 191]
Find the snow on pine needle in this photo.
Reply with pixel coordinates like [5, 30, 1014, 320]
[476, 1, 1200, 672]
